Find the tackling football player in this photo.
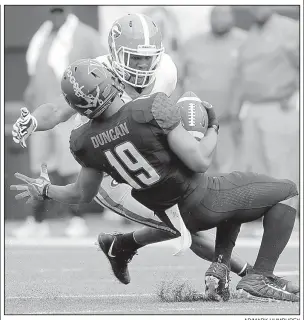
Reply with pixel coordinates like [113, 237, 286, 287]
[11, 13, 257, 292]
[11, 60, 299, 302]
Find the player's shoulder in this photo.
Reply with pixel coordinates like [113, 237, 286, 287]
[157, 53, 177, 79]
[159, 53, 176, 71]
[152, 53, 177, 96]
[131, 92, 171, 111]
[151, 93, 180, 132]
[95, 54, 112, 68]
[130, 92, 180, 134]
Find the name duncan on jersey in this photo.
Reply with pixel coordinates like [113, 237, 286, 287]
[91, 122, 129, 148]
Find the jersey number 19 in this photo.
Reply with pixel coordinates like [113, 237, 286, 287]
[105, 141, 160, 189]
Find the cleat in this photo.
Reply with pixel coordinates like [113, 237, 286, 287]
[205, 262, 230, 301]
[269, 275, 299, 295]
[236, 273, 299, 302]
[97, 232, 137, 285]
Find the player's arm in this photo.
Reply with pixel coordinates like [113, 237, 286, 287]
[47, 166, 103, 204]
[12, 94, 76, 148]
[11, 164, 103, 205]
[33, 94, 76, 130]
[152, 93, 218, 173]
[168, 124, 218, 172]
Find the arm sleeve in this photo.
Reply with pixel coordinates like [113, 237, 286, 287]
[151, 92, 181, 135]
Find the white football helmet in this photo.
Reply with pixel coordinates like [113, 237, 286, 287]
[108, 13, 164, 88]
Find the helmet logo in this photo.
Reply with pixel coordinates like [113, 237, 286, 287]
[111, 23, 122, 39]
[66, 66, 86, 99]
[75, 85, 102, 109]
[87, 59, 105, 76]
[65, 66, 102, 110]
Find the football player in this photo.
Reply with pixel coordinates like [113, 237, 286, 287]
[11, 13, 258, 289]
[11, 60, 299, 302]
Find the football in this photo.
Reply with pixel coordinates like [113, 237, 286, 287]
[177, 91, 208, 140]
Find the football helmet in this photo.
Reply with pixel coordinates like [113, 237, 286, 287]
[61, 59, 123, 119]
[108, 13, 164, 88]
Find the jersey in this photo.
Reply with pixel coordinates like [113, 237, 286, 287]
[70, 92, 200, 213]
[72, 52, 179, 230]
[95, 53, 177, 102]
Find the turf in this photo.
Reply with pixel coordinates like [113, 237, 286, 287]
[4, 240, 300, 315]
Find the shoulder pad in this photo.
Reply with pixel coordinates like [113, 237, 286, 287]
[151, 92, 180, 134]
[130, 94, 156, 124]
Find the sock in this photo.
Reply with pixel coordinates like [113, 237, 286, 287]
[214, 222, 241, 267]
[254, 203, 296, 275]
[115, 232, 144, 252]
[238, 263, 253, 277]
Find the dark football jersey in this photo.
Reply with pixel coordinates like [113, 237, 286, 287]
[70, 92, 201, 212]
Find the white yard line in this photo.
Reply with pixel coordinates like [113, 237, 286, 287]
[4, 237, 299, 248]
[6, 293, 156, 300]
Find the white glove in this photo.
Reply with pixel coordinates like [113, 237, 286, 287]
[12, 107, 38, 148]
[10, 163, 51, 204]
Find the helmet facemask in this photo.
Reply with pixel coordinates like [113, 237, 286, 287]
[111, 44, 164, 88]
[109, 13, 165, 88]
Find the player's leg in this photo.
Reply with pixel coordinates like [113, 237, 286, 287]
[190, 232, 252, 277]
[95, 179, 180, 284]
[204, 221, 241, 301]
[96, 175, 253, 285]
[235, 201, 299, 301]
[97, 226, 177, 284]
[98, 221, 252, 285]
[190, 172, 299, 301]
[132, 219, 251, 301]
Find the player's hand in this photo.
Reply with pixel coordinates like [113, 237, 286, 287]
[12, 107, 38, 148]
[10, 163, 51, 204]
[202, 101, 219, 133]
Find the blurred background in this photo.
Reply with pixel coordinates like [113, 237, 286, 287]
[4, 5, 300, 238]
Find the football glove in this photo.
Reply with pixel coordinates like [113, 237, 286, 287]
[10, 163, 51, 204]
[203, 101, 219, 133]
[12, 107, 38, 148]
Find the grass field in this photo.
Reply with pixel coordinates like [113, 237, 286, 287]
[4, 218, 300, 315]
